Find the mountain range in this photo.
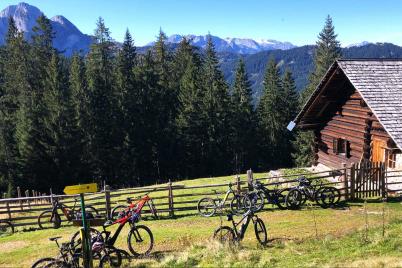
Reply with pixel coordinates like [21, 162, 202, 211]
[0, 2, 92, 55]
[1, 2, 402, 100]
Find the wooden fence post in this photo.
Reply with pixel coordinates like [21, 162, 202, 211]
[342, 163, 349, 200]
[350, 163, 355, 200]
[381, 162, 386, 198]
[168, 180, 174, 217]
[6, 201, 11, 220]
[17, 186, 22, 211]
[50, 188, 54, 205]
[104, 185, 111, 220]
[236, 175, 241, 194]
[25, 190, 31, 209]
[247, 169, 253, 190]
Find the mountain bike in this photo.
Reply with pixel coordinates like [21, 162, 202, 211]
[285, 176, 341, 209]
[197, 182, 251, 217]
[31, 236, 81, 268]
[111, 192, 158, 220]
[246, 181, 290, 211]
[71, 191, 155, 257]
[0, 219, 14, 237]
[213, 209, 268, 246]
[38, 197, 99, 229]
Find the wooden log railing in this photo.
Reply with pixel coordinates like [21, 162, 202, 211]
[1, 166, 402, 229]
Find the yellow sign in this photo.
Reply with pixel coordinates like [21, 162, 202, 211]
[64, 183, 98, 195]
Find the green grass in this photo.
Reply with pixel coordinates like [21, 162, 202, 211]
[1, 170, 402, 267]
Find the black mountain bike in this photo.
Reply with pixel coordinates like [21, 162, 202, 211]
[286, 176, 340, 209]
[38, 197, 99, 229]
[197, 182, 251, 217]
[0, 219, 14, 237]
[31, 236, 81, 268]
[213, 209, 268, 246]
[247, 181, 289, 211]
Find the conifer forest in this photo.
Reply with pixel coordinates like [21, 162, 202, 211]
[0, 15, 341, 194]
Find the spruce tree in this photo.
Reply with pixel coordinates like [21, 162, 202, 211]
[202, 35, 232, 175]
[231, 58, 255, 172]
[175, 38, 206, 177]
[86, 17, 124, 183]
[294, 15, 342, 166]
[116, 29, 139, 180]
[257, 58, 285, 168]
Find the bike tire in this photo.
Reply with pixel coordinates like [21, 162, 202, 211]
[38, 210, 61, 229]
[99, 247, 122, 268]
[70, 227, 101, 248]
[230, 194, 252, 215]
[78, 205, 99, 216]
[31, 258, 58, 268]
[318, 187, 341, 208]
[197, 197, 216, 217]
[111, 205, 127, 220]
[274, 188, 288, 210]
[254, 218, 268, 246]
[0, 220, 14, 236]
[285, 189, 303, 210]
[213, 226, 235, 243]
[127, 225, 154, 257]
[248, 192, 265, 212]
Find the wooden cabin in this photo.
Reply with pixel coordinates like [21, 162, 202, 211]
[293, 59, 402, 170]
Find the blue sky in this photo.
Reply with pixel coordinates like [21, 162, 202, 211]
[2, 0, 402, 46]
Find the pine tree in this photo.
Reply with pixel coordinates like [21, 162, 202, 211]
[231, 58, 255, 172]
[116, 29, 139, 180]
[294, 15, 342, 167]
[86, 17, 124, 183]
[174, 38, 206, 177]
[257, 58, 285, 168]
[281, 69, 299, 166]
[202, 35, 232, 175]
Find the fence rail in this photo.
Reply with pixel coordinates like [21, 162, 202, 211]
[1, 165, 402, 229]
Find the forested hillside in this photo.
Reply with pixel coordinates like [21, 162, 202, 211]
[0, 16, 298, 194]
[219, 43, 402, 101]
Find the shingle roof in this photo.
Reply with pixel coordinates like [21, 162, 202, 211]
[337, 59, 402, 150]
[294, 59, 402, 150]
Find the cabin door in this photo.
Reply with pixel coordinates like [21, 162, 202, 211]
[371, 139, 386, 163]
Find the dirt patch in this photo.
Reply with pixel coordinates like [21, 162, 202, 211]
[0, 240, 28, 253]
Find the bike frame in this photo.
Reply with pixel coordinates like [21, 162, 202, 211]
[228, 211, 255, 241]
[104, 193, 151, 246]
[215, 186, 236, 208]
[51, 199, 78, 221]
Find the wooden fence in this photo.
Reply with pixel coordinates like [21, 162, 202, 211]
[0, 165, 401, 229]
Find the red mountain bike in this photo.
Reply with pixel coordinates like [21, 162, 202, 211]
[71, 191, 155, 257]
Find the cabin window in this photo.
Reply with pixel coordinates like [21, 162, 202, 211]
[333, 138, 350, 157]
[387, 153, 396, 168]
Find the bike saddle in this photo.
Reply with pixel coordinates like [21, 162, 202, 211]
[49, 236, 62, 241]
[226, 214, 233, 221]
[126, 197, 132, 203]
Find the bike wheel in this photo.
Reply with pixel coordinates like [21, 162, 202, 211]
[77, 205, 99, 217]
[254, 218, 268, 246]
[31, 258, 58, 268]
[197, 197, 216, 217]
[249, 192, 265, 212]
[70, 227, 101, 248]
[111, 205, 127, 220]
[213, 226, 235, 243]
[127, 225, 154, 257]
[285, 189, 303, 210]
[318, 187, 341, 208]
[99, 247, 122, 268]
[230, 194, 251, 215]
[38, 210, 61, 229]
[0, 220, 14, 237]
[274, 189, 288, 210]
